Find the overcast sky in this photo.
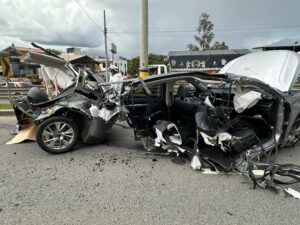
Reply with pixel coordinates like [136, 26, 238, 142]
[1, 0, 300, 58]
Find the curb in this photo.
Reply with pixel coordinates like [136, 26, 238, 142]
[0, 109, 15, 116]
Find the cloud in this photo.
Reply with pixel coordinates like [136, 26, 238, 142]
[0, 0, 103, 48]
[0, 0, 300, 58]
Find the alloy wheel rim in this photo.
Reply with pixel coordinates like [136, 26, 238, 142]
[42, 122, 74, 150]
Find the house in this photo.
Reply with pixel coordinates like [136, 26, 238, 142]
[94, 56, 128, 74]
[60, 48, 99, 71]
[2, 44, 43, 77]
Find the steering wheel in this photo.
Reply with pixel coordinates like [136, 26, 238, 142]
[199, 90, 216, 104]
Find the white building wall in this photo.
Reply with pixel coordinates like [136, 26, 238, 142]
[112, 59, 127, 74]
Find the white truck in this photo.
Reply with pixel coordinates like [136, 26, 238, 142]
[149, 64, 168, 75]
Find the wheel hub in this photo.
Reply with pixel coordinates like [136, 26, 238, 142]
[42, 122, 75, 150]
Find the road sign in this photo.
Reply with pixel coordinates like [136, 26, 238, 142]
[110, 43, 117, 54]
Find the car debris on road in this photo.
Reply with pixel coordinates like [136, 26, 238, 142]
[3, 44, 300, 199]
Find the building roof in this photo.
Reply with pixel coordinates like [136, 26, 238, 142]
[168, 49, 251, 57]
[3, 46, 44, 55]
[60, 54, 97, 64]
[14, 47, 44, 53]
[60, 53, 84, 62]
[168, 49, 251, 70]
[253, 45, 300, 52]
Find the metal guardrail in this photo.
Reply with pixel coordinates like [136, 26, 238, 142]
[294, 82, 300, 90]
[0, 86, 45, 99]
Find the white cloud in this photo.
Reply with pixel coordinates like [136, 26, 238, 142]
[0, 0, 300, 58]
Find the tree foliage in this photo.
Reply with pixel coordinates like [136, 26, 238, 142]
[127, 54, 167, 75]
[188, 13, 228, 51]
[46, 48, 62, 56]
[211, 41, 229, 50]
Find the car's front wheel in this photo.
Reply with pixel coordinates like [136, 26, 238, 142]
[36, 116, 79, 154]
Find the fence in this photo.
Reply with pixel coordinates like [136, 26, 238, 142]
[0, 86, 45, 100]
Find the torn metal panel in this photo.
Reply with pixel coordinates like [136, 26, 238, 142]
[23, 52, 66, 68]
[285, 188, 300, 200]
[81, 117, 116, 144]
[200, 132, 232, 152]
[154, 120, 182, 147]
[41, 65, 75, 96]
[99, 106, 121, 122]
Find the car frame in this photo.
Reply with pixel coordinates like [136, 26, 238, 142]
[7, 50, 300, 195]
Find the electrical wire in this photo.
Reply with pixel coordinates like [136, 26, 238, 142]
[74, 0, 104, 33]
[108, 21, 300, 34]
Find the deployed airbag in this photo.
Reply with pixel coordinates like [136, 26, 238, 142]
[234, 90, 261, 113]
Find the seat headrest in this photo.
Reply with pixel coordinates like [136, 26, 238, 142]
[177, 84, 190, 99]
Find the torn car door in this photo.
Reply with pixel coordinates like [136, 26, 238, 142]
[125, 82, 167, 135]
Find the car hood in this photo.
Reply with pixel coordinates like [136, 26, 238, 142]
[219, 50, 300, 92]
[23, 52, 67, 68]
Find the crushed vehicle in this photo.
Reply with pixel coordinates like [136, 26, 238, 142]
[7, 48, 300, 198]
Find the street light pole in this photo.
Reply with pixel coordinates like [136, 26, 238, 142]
[139, 0, 149, 78]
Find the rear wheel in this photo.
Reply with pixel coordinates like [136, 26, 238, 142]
[36, 116, 79, 154]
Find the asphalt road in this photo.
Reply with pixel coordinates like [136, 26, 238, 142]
[0, 117, 299, 225]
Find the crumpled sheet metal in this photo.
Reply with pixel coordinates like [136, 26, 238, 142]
[41, 66, 75, 97]
[99, 106, 121, 122]
[200, 132, 232, 151]
[6, 124, 37, 144]
[154, 121, 182, 147]
[285, 188, 300, 200]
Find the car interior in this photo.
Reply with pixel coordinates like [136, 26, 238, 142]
[129, 76, 280, 157]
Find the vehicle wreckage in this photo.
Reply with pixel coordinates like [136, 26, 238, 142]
[5, 48, 300, 199]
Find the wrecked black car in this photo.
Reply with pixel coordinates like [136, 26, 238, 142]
[9, 51, 127, 153]
[8, 50, 300, 197]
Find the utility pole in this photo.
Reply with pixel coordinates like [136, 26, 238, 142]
[139, 0, 149, 78]
[104, 10, 109, 82]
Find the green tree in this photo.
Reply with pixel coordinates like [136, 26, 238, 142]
[211, 41, 228, 50]
[46, 48, 62, 56]
[127, 54, 167, 75]
[127, 56, 139, 75]
[188, 13, 228, 51]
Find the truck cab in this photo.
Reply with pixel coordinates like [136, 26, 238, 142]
[149, 64, 168, 75]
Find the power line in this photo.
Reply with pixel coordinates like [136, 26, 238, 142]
[89, 33, 104, 45]
[108, 26, 300, 34]
[106, 26, 300, 39]
[74, 0, 104, 33]
[109, 21, 300, 32]
[107, 21, 300, 35]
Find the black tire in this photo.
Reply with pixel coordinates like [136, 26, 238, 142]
[36, 116, 79, 154]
